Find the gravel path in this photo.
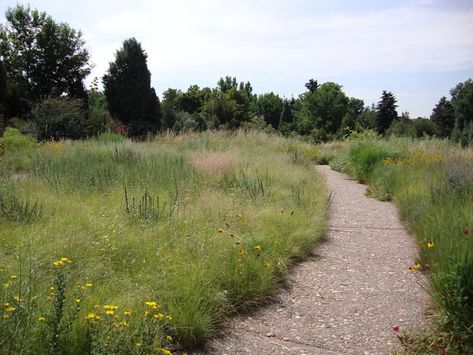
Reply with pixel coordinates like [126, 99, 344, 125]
[200, 165, 429, 354]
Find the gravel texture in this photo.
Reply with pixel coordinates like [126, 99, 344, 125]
[198, 165, 429, 354]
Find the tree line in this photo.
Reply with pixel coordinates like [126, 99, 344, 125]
[1, 5, 472, 144]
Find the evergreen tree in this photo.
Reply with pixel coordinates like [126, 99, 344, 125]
[430, 96, 454, 137]
[103, 38, 161, 136]
[376, 90, 398, 134]
[0, 60, 6, 113]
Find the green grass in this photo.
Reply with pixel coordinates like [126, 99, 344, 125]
[0, 130, 327, 353]
[325, 135, 473, 353]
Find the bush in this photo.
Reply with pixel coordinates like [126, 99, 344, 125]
[32, 97, 88, 140]
[0, 127, 36, 154]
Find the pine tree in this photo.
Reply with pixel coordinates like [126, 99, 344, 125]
[430, 96, 454, 138]
[376, 90, 398, 134]
[103, 38, 161, 136]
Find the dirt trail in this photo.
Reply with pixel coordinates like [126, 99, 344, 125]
[201, 165, 428, 354]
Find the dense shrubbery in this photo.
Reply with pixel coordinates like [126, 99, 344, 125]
[0, 127, 36, 154]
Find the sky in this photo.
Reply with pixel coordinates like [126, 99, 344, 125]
[1, 0, 473, 117]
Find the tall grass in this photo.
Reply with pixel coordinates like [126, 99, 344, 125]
[0, 130, 327, 353]
[326, 135, 473, 352]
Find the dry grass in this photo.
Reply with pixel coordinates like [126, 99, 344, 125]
[190, 151, 238, 174]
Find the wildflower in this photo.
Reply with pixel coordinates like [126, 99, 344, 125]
[85, 283, 93, 288]
[3, 302, 10, 307]
[117, 320, 129, 327]
[464, 229, 470, 236]
[159, 348, 172, 355]
[3, 314, 10, 319]
[239, 250, 246, 257]
[242, 218, 249, 225]
[75, 299, 81, 304]
[413, 262, 422, 270]
[124, 309, 132, 316]
[60, 257, 72, 264]
[5, 306, 16, 312]
[103, 305, 118, 311]
[218, 228, 224, 234]
[50, 286, 55, 290]
[144, 311, 150, 316]
[408, 267, 414, 273]
[263, 262, 271, 269]
[135, 342, 142, 348]
[280, 210, 284, 214]
[52, 260, 64, 267]
[393, 325, 399, 333]
[427, 241, 435, 248]
[13, 295, 20, 302]
[236, 213, 242, 219]
[438, 346, 446, 355]
[86, 312, 96, 320]
[105, 310, 115, 315]
[254, 245, 262, 252]
[3, 281, 12, 287]
[9, 275, 17, 280]
[166, 335, 173, 341]
[166, 315, 173, 321]
[37, 316, 46, 321]
[153, 313, 165, 320]
[145, 301, 158, 309]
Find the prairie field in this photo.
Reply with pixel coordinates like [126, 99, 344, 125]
[0, 131, 327, 353]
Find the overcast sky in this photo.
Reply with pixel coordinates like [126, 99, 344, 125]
[1, 0, 473, 117]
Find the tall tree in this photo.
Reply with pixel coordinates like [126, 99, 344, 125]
[430, 96, 454, 138]
[103, 38, 161, 136]
[450, 79, 473, 145]
[376, 90, 398, 134]
[0, 60, 6, 135]
[305, 79, 319, 93]
[0, 5, 90, 103]
[254, 92, 283, 129]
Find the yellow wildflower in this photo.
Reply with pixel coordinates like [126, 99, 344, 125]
[239, 250, 246, 257]
[236, 213, 242, 219]
[103, 305, 118, 310]
[263, 262, 271, 269]
[135, 342, 142, 348]
[413, 262, 422, 270]
[75, 299, 81, 304]
[13, 295, 20, 302]
[9, 275, 17, 280]
[123, 309, 132, 316]
[145, 301, 158, 309]
[242, 218, 249, 225]
[254, 245, 262, 252]
[408, 267, 414, 273]
[86, 312, 101, 321]
[218, 228, 224, 234]
[52, 260, 64, 267]
[5, 306, 16, 312]
[3, 314, 10, 319]
[60, 257, 72, 264]
[166, 315, 173, 321]
[3, 281, 12, 287]
[37, 316, 46, 321]
[159, 348, 172, 355]
[105, 310, 115, 315]
[85, 283, 93, 288]
[117, 320, 129, 327]
[144, 311, 150, 316]
[427, 241, 435, 248]
[166, 335, 173, 341]
[153, 313, 164, 319]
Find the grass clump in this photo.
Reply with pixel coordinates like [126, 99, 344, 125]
[0, 130, 327, 353]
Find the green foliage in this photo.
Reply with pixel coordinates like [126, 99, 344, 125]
[0, 127, 36, 153]
[0, 60, 6, 114]
[450, 79, 473, 146]
[376, 90, 398, 134]
[97, 132, 126, 143]
[431, 96, 455, 138]
[254, 92, 284, 129]
[296, 82, 349, 137]
[87, 78, 109, 135]
[412, 118, 438, 138]
[103, 38, 161, 136]
[386, 115, 416, 138]
[0, 183, 41, 223]
[31, 97, 88, 140]
[0, 5, 90, 104]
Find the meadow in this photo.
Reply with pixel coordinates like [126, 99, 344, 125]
[319, 132, 473, 353]
[0, 130, 327, 354]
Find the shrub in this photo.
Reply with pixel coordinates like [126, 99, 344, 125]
[32, 97, 88, 140]
[0, 127, 36, 154]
